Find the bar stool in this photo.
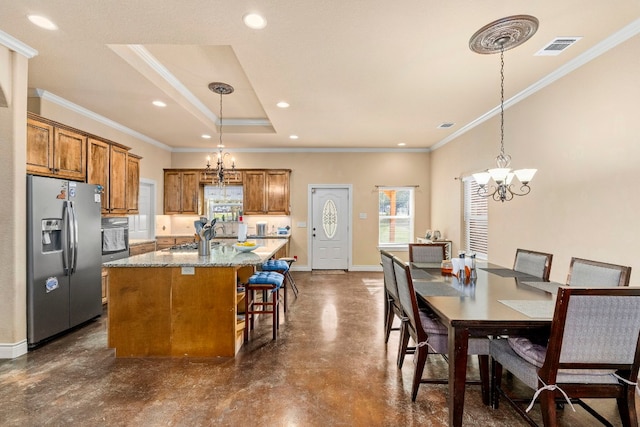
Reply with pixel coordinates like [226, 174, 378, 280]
[244, 271, 284, 341]
[260, 259, 291, 311]
[278, 257, 299, 297]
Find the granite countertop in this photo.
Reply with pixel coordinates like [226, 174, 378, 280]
[105, 239, 287, 268]
[154, 233, 291, 239]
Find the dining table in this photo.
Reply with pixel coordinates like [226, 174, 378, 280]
[409, 261, 562, 427]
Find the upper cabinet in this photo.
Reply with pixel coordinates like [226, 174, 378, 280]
[164, 169, 199, 214]
[27, 117, 86, 181]
[163, 169, 290, 216]
[28, 113, 142, 215]
[127, 154, 141, 214]
[243, 170, 291, 215]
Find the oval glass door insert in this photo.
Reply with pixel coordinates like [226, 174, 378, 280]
[322, 199, 338, 239]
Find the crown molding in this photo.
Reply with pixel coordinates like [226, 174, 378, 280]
[173, 146, 430, 153]
[0, 30, 37, 58]
[31, 89, 172, 151]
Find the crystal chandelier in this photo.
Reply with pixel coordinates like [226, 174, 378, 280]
[206, 82, 237, 187]
[469, 16, 539, 202]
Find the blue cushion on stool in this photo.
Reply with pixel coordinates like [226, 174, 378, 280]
[261, 259, 289, 272]
[248, 271, 284, 288]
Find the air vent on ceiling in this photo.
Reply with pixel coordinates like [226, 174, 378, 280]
[437, 122, 455, 129]
[535, 37, 582, 56]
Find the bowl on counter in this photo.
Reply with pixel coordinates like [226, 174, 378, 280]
[233, 242, 260, 252]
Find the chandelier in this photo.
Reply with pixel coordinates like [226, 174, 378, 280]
[206, 82, 237, 187]
[469, 15, 539, 202]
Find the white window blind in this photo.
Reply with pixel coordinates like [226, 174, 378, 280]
[463, 178, 488, 259]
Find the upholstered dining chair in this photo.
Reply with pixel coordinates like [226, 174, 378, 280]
[408, 243, 446, 264]
[392, 255, 490, 402]
[566, 257, 631, 287]
[490, 286, 640, 427]
[380, 250, 404, 343]
[513, 249, 553, 281]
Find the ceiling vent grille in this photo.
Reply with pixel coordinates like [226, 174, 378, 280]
[437, 122, 455, 129]
[535, 37, 582, 56]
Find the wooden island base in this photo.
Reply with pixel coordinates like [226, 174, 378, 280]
[108, 265, 253, 357]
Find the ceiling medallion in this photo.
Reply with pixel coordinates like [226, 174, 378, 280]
[469, 15, 539, 54]
[208, 82, 234, 96]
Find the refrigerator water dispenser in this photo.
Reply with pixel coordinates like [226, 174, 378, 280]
[41, 219, 62, 253]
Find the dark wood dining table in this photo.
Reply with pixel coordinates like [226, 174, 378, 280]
[409, 261, 560, 427]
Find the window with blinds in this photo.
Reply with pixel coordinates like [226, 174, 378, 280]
[463, 178, 488, 259]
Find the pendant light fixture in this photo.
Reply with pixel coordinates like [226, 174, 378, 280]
[469, 15, 539, 202]
[205, 82, 237, 187]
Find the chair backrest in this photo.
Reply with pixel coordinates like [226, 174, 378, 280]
[566, 257, 631, 287]
[380, 250, 399, 301]
[392, 256, 426, 343]
[409, 243, 446, 263]
[513, 249, 553, 281]
[539, 287, 640, 383]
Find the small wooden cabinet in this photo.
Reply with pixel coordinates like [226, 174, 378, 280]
[164, 170, 199, 214]
[243, 169, 291, 215]
[156, 236, 195, 250]
[129, 241, 156, 256]
[127, 154, 141, 214]
[87, 138, 110, 211]
[27, 116, 86, 181]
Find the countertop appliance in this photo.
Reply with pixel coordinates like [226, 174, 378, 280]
[27, 175, 103, 347]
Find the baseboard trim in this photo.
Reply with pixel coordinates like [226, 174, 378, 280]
[0, 339, 28, 359]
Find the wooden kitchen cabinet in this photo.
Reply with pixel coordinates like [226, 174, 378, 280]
[88, 141, 141, 215]
[109, 145, 128, 214]
[164, 169, 199, 214]
[243, 170, 267, 214]
[27, 116, 86, 181]
[101, 268, 109, 305]
[129, 241, 156, 256]
[127, 154, 141, 214]
[87, 138, 110, 212]
[243, 169, 291, 215]
[156, 236, 195, 250]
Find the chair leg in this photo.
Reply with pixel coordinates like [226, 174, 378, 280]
[478, 355, 490, 406]
[491, 358, 503, 409]
[411, 345, 428, 401]
[384, 298, 394, 344]
[617, 386, 638, 427]
[539, 387, 558, 427]
[397, 320, 410, 369]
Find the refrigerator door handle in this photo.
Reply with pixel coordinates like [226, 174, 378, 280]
[62, 201, 71, 275]
[69, 202, 79, 274]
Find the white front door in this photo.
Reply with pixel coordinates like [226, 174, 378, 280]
[310, 186, 350, 270]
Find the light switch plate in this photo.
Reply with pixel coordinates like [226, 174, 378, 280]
[359, 213, 367, 219]
[181, 266, 195, 275]
[297, 221, 307, 228]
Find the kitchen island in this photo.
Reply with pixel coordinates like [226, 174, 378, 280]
[104, 239, 287, 358]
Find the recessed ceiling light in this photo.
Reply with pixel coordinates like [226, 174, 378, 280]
[289, 135, 299, 140]
[201, 134, 212, 139]
[27, 15, 58, 30]
[152, 100, 167, 107]
[276, 101, 290, 108]
[243, 13, 267, 29]
[397, 143, 406, 146]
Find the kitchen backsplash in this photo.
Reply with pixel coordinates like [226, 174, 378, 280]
[155, 215, 291, 236]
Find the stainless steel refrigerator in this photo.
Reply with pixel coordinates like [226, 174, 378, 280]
[27, 175, 103, 347]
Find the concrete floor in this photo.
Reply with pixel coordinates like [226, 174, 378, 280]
[0, 271, 631, 426]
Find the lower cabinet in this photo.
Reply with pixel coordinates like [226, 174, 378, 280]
[156, 236, 195, 250]
[129, 241, 156, 256]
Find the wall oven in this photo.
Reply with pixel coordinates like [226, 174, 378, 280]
[101, 217, 130, 262]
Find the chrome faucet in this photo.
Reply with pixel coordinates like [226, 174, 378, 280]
[214, 223, 226, 236]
